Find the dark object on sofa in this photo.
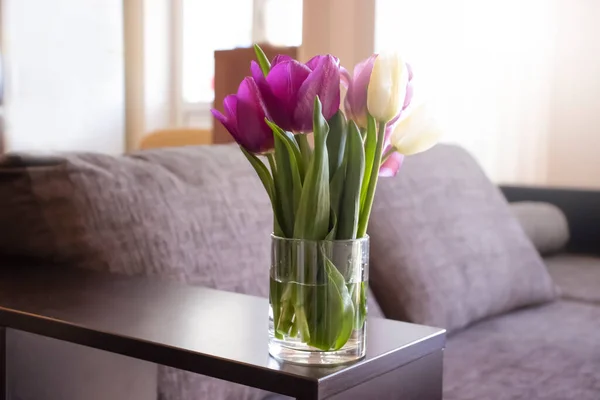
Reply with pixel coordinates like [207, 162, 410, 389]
[502, 185, 600, 256]
[0, 144, 598, 399]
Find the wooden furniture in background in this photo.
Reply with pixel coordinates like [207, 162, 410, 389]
[138, 128, 212, 150]
[213, 45, 298, 144]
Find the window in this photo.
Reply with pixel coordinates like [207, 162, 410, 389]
[182, 0, 303, 105]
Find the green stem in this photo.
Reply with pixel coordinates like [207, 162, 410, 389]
[295, 134, 312, 167]
[357, 121, 387, 237]
[381, 147, 396, 164]
[267, 153, 277, 174]
[266, 153, 285, 237]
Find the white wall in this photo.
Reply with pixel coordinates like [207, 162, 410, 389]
[373, 0, 600, 188]
[2, 0, 125, 154]
[547, 0, 600, 188]
[375, 0, 558, 185]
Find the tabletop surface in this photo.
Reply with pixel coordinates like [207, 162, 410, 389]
[0, 265, 445, 399]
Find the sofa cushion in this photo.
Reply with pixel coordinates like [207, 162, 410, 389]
[0, 145, 384, 400]
[510, 201, 570, 255]
[545, 254, 600, 304]
[368, 144, 558, 332]
[0, 147, 274, 291]
[444, 300, 600, 400]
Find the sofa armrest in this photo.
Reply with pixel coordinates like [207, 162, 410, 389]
[501, 185, 600, 256]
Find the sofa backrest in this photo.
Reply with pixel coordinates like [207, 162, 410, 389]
[0, 145, 384, 317]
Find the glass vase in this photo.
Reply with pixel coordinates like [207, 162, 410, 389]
[268, 235, 369, 365]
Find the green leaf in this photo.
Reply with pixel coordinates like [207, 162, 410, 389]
[268, 121, 303, 225]
[267, 119, 304, 180]
[240, 147, 274, 202]
[309, 255, 355, 350]
[337, 121, 365, 239]
[269, 278, 283, 339]
[358, 281, 368, 329]
[253, 44, 271, 76]
[241, 148, 283, 236]
[329, 160, 346, 238]
[282, 130, 306, 181]
[295, 134, 313, 167]
[276, 283, 295, 336]
[348, 282, 368, 331]
[272, 135, 296, 237]
[293, 97, 330, 240]
[360, 115, 377, 214]
[326, 111, 347, 181]
[326, 210, 338, 241]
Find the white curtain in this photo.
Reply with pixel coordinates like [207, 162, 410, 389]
[376, 0, 558, 184]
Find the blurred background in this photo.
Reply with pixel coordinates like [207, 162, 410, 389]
[0, 0, 598, 187]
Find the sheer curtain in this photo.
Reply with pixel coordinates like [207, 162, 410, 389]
[376, 0, 557, 184]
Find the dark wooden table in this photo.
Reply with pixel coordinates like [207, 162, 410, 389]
[0, 266, 445, 400]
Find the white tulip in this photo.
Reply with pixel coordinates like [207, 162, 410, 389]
[390, 105, 442, 155]
[367, 53, 410, 123]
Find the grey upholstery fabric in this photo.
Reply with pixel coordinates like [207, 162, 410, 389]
[0, 145, 383, 400]
[444, 300, 600, 400]
[0, 147, 274, 288]
[545, 254, 600, 304]
[369, 144, 558, 332]
[510, 201, 570, 255]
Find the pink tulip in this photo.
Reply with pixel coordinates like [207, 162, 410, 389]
[379, 124, 404, 177]
[251, 55, 341, 133]
[343, 56, 414, 128]
[379, 152, 405, 177]
[343, 55, 376, 128]
[211, 77, 274, 153]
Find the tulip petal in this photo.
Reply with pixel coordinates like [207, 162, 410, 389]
[294, 55, 341, 131]
[223, 95, 238, 122]
[235, 78, 274, 152]
[353, 55, 378, 82]
[305, 55, 328, 71]
[266, 60, 311, 131]
[391, 105, 442, 156]
[382, 124, 394, 149]
[367, 53, 409, 122]
[211, 95, 239, 138]
[211, 108, 235, 137]
[345, 55, 376, 128]
[379, 152, 404, 177]
[267, 60, 311, 102]
[403, 82, 414, 110]
[406, 62, 414, 81]
[388, 111, 403, 127]
[340, 66, 352, 88]
[250, 60, 265, 83]
[272, 54, 293, 66]
[251, 61, 293, 132]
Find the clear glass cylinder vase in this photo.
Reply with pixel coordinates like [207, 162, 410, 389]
[268, 235, 369, 365]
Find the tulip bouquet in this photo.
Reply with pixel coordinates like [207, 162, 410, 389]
[212, 45, 440, 355]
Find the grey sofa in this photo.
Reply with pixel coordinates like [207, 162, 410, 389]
[443, 186, 600, 400]
[0, 144, 599, 400]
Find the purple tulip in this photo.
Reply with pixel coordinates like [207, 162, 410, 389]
[343, 56, 414, 128]
[251, 55, 341, 133]
[211, 77, 274, 153]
